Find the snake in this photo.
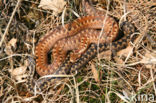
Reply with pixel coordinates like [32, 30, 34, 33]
[27, 1, 138, 93]
[32, 21, 137, 92]
[35, 0, 119, 76]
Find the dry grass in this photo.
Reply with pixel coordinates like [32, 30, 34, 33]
[0, 0, 156, 103]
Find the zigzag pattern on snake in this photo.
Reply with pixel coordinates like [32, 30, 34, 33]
[35, 0, 118, 76]
[28, 0, 136, 90]
[28, 22, 137, 92]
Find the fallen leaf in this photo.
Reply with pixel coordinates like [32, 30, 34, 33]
[140, 51, 156, 68]
[5, 46, 13, 55]
[10, 66, 27, 76]
[117, 46, 133, 57]
[116, 33, 141, 63]
[8, 38, 17, 48]
[91, 63, 100, 82]
[15, 74, 28, 83]
[38, 0, 66, 15]
[5, 38, 17, 55]
[9, 66, 27, 83]
[9, 60, 29, 83]
[115, 46, 134, 64]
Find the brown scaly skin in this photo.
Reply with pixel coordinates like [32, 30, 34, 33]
[34, 21, 137, 91]
[35, 0, 118, 76]
[27, 1, 137, 93]
[68, 21, 137, 74]
[50, 21, 118, 74]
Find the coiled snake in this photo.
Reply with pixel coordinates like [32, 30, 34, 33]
[27, 0, 137, 93]
[35, 1, 118, 76]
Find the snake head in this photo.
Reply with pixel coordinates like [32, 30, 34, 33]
[121, 21, 135, 35]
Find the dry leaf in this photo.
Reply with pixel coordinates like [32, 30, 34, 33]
[9, 60, 29, 83]
[9, 66, 27, 83]
[91, 63, 100, 82]
[10, 66, 27, 76]
[140, 51, 156, 68]
[15, 74, 28, 82]
[114, 46, 133, 63]
[38, 0, 66, 15]
[5, 46, 13, 55]
[117, 46, 133, 58]
[5, 38, 17, 55]
[116, 33, 141, 63]
[8, 38, 17, 48]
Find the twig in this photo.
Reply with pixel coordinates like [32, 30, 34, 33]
[0, 54, 32, 61]
[0, 0, 22, 47]
[97, 0, 110, 61]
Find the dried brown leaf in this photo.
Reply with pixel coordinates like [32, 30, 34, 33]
[5, 46, 13, 55]
[140, 51, 156, 68]
[10, 66, 27, 76]
[8, 38, 17, 48]
[38, 0, 66, 15]
[5, 38, 17, 55]
[9, 66, 27, 83]
[117, 46, 133, 58]
[9, 60, 29, 82]
[91, 63, 100, 82]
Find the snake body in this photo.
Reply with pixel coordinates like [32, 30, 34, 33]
[35, 1, 119, 76]
[27, 1, 138, 93]
[35, 21, 137, 91]
[65, 21, 137, 74]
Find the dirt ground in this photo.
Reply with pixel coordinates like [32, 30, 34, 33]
[0, 0, 156, 102]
